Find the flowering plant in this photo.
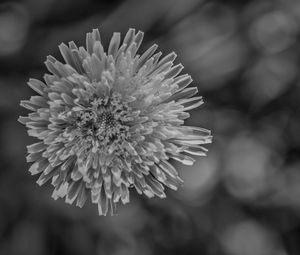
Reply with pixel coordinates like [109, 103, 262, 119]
[19, 29, 211, 215]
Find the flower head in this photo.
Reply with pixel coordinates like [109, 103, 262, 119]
[19, 29, 212, 215]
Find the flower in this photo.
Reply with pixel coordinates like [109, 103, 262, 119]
[18, 28, 212, 216]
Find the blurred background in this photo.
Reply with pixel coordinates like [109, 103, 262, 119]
[1, 0, 300, 254]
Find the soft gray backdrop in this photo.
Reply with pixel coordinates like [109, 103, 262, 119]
[0, 0, 300, 254]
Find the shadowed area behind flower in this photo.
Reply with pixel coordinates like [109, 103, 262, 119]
[0, 0, 300, 254]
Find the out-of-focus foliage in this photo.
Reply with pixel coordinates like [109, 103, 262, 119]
[0, 0, 300, 254]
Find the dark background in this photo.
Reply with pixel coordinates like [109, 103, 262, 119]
[1, 0, 300, 254]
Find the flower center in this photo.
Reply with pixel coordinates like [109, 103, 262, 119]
[98, 112, 117, 131]
[73, 92, 131, 148]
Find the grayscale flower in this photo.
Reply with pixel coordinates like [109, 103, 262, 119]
[18, 29, 212, 215]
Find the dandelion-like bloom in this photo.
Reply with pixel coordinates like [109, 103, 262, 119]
[19, 29, 212, 215]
